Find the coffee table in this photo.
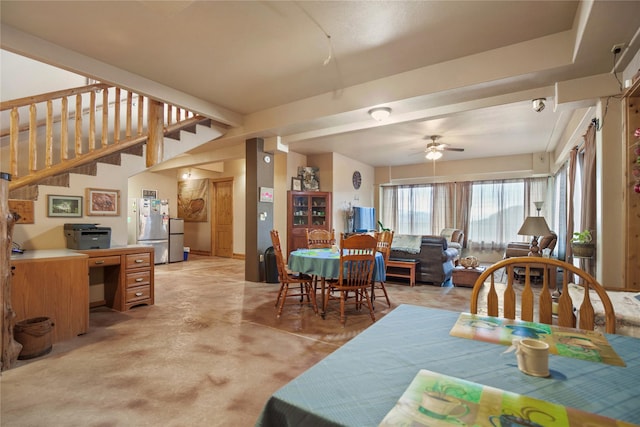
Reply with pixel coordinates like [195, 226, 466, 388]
[452, 266, 485, 288]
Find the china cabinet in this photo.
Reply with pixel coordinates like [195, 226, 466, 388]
[287, 191, 332, 254]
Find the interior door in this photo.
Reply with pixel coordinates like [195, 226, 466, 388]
[211, 179, 233, 257]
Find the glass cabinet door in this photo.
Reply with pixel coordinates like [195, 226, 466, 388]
[293, 195, 309, 226]
[311, 196, 327, 226]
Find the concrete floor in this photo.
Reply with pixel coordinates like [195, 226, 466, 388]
[1, 255, 477, 427]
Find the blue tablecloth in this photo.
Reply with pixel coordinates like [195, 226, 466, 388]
[288, 248, 386, 282]
[255, 305, 640, 426]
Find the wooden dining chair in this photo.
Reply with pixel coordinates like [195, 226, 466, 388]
[470, 256, 616, 333]
[270, 230, 318, 318]
[371, 230, 394, 307]
[324, 233, 377, 325]
[306, 228, 336, 249]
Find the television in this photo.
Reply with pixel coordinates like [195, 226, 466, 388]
[352, 207, 376, 232]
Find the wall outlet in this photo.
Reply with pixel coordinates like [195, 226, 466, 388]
[259, 254, 264, 262]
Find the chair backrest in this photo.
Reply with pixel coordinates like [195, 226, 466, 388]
[539, 232, 558, 255]
[269, 230, 290, 283]
[470, 256, 616, 333]
[338, 233, 377, 288]
[306, 228, 335, 249]
[375, 230, 394, 265]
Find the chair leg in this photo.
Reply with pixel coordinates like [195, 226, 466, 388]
[306, 282, 318, 314]
[276, 283, 289, 318]
[362, 289, 376, 323]
[275, 283, 285, 308]
[340, 290, 347, 325]
[378, 281, 391, 307]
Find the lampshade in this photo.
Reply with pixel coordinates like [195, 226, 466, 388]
[368, 107, 391, 121]
[425, 150, 443, 160]
[518, 216, 551, 237]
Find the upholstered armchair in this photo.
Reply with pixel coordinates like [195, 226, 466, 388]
[440, 228, 464, 251]
[504, 231, 558, 258]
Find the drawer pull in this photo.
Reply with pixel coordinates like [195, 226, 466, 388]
[135, 278, 143, 282]
[135, 292, 143, 297]
[95, 260, 105, 265]
[135, 259, 144, 263]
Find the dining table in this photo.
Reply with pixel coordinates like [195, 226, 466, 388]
[288, 248, 386, 283]
[255, 304, 640, 427]
[288, 248, 386, 313]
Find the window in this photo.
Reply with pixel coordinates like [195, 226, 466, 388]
[381, 178, 549, 249]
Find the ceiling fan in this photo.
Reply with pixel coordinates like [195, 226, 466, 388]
[424, 135, 464, 160]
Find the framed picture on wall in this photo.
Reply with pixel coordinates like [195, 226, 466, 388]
[291, 177, 302, 191]
[260, 187, 274, 203]
[142, 189, 158, 199]
[86, 188, 120, 216]
[47, 195, 83, 217]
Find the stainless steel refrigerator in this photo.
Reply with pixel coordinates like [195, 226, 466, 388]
[169, 218, 184, 263]
[129, 198, 170, 264]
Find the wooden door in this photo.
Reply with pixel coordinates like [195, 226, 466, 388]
[211, 179, 233, 258]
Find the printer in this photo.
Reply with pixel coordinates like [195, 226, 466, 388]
[64, 223, 111, 250]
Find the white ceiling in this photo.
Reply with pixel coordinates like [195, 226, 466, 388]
[2, 1, 640, 168]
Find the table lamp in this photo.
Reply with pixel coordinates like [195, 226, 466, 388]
[517, 216, 551, 256]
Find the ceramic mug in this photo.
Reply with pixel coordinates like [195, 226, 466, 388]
[515, 338, 549, 377]
[419, 391, 469, 420]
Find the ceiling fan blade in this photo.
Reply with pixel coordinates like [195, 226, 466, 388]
[443, 147, 464, 152]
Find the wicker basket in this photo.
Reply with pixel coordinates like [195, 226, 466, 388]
[571, 242, 595, 258]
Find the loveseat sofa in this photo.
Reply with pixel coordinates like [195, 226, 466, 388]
[389, 235, 459, 286]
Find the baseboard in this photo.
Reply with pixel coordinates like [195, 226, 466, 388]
[90, 300, 107, 308]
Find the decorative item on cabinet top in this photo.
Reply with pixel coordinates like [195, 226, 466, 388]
[298, 166, 319, 191]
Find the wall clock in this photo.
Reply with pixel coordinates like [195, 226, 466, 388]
[352, 170, 362, 189]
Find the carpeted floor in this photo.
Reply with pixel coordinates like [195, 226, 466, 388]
[1, 255, 477, 427]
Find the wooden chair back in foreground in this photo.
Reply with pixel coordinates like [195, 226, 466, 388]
[270, 230, 318, 318]
[371, 230, 394, 307]
[324, 233, 377, 325]
[470, 256, 615, 333]
[305, 228, 336, 249]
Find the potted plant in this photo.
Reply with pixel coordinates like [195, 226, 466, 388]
[571, 229, 595, 258]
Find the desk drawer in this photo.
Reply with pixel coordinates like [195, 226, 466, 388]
[88, 256, 120, 268]
[126, 285, 151, 304]
[126, 253, 151, 269]
[126, 270, 151, 288]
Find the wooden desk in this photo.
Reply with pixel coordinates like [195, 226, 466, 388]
[386, 259, 418, 286]
[79, 246, 154, 311]
[11, 250, 89, 343]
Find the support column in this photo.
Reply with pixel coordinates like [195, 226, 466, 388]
[245, 138, 274, 282]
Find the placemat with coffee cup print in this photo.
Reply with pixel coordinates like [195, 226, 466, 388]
[449, 313, 625, 367]
[379, 369, 634, 427]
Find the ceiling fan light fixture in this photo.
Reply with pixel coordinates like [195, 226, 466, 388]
[368, 107, 391, 121]
[425, 150, 443, 160]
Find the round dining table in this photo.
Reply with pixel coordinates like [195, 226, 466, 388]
[287, 248, 386, 282]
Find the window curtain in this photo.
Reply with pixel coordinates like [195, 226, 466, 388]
[581, 124, 597, 273]
[467, 179, 525, 252]
[432, 182, 455, 234]
[455, 181, 472, 247]
[566, 147, 578, 260]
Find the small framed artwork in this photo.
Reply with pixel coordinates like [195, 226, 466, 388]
[259, 187, 274, 203]
[47, 195, 83, 217]
[86, 188, 120, 216]
[142, 189, 158, 199]
[291, 177, 302, 191]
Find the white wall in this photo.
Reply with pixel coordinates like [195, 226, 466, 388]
[13, 152, 146, 250]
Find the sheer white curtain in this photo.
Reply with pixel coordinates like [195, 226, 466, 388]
[467, 180, 524, 251]
[382, 178, 550, 247]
